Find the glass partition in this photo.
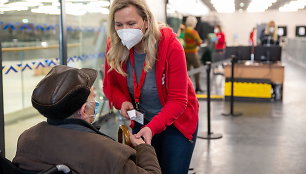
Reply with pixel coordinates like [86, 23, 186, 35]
[1, 0, 58, 160]
[0, 0, 113, 159]
[65, 0, 110, 116]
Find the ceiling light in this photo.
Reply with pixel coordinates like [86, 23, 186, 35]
[31, 6, 60, 15]
[168, 0, 209, 16]
[88, 1, 110, 7]
[6, 1, 42, 7]
[22, 19, 29, 23]
[240, 3, 244, 7]
[25, 0, 57, 3]
[211, 0, 235, 13]
[0, 0, 8, 4]
[0, 6, 28, 11]
[247, 0, 277, 12]
[279, 0, 306, 12]
[100, 7, 109, 14]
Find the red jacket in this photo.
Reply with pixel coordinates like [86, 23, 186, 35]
[103, 27, 198, 140]
[215, 32, 226, 50]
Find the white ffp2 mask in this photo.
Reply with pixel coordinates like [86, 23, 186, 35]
[116, 28, 143, 50]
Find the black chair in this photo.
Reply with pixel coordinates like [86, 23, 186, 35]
[0, 154, 71, 174]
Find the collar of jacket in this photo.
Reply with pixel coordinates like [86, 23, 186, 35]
[47, 118, 115, 141]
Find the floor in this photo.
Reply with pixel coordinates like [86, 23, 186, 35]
[4, 55, 306, 174]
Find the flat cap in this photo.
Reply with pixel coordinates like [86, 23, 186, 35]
[32, 65, 97, 120]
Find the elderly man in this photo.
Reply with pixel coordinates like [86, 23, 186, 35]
[12, 65, 161, 174]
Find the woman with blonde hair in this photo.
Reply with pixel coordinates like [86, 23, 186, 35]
[260, 20, 279, 45]
[103, 0, 199, 173]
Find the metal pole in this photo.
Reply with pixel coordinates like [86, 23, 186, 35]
[197, 62, 222, 140]
[0, 42, 5, 156]
[222, 57, 242, 116]
[230, 58, 234, 115]
[207, 62, 211, 134]
[59, 0, 67, 65]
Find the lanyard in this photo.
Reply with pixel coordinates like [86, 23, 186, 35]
[129, 49, 146, 110]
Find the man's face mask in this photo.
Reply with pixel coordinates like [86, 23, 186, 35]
[116, 24, 144, 50]
[87, 101, 100, 118]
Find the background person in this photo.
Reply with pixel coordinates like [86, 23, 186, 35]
[184, 16, 203, 93]
[177, 23, 185, 47]
[214, 25, 226, 53]
[249, 27, 256, 47]
[260, 20, 279, 46]
[103, 0, 199, 174]
[13, 65, 161, 174]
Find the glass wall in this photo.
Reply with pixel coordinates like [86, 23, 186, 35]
[0, 0, 110, 159]
[65, 0, 110, 115]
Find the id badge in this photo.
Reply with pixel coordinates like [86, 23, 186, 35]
[127, 109, 144, 125]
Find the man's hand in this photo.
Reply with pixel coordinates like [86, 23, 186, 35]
[121, 101, 134, 119]
[129, 132, 145, 147]
[135, 127, 152, 145]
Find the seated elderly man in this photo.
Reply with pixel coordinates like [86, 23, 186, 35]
[12, 65, 161, 174]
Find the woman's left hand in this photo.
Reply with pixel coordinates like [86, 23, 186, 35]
[135, 127, 152, 145]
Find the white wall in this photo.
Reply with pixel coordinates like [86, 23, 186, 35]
[210, 10, 306, 46]
[145, 0, 166, 23]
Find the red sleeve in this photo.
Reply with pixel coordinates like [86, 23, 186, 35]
[146, 34, 188, 136]
[103, 39, 130, 109]
[218, 33, 225, 45]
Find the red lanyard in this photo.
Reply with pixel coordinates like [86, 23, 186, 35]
[129, 49, 146, 110]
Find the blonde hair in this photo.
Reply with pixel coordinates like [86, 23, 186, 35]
[107, 0, 161, 76]
[185, 16, 197, 28]
[265, 20, 278, 41]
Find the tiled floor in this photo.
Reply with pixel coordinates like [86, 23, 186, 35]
[4, 55, 306, 174]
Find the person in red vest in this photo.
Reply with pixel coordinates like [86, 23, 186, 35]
[103, 0, 199, 174]
[249, 27, 256, 47]
[214, 25, 226, 52]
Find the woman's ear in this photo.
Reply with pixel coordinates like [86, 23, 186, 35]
[144, 19, 149, 29]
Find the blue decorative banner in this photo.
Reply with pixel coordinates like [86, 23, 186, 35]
[2, 52, 105, 75]
[3, 23, 16, 30]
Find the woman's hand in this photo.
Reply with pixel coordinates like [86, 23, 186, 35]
[129, 131, 145, 147]
[135, 127, 152, 145]
[121, 101, 134, 119]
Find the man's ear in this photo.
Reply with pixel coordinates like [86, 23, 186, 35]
[79, 103, 87, 119]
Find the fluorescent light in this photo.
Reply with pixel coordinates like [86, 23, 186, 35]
[279, 0, 306, 12]
[168, 0, 209, 16]
[247, 0, 277, 12]
[22, 19, 29, 23]
[0, 0, 8, 4]
[167, 5, 176, 14]
[87, 1, 110, 7]
[100, 7, 109, 14]
[25, 0, 57, 2]
[0, 6, 28, 11]
[6, 1, 42, 7]
[211, 0, 235, 13]
[31, 6, 60, 15]
[41, 42, 48, 47]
